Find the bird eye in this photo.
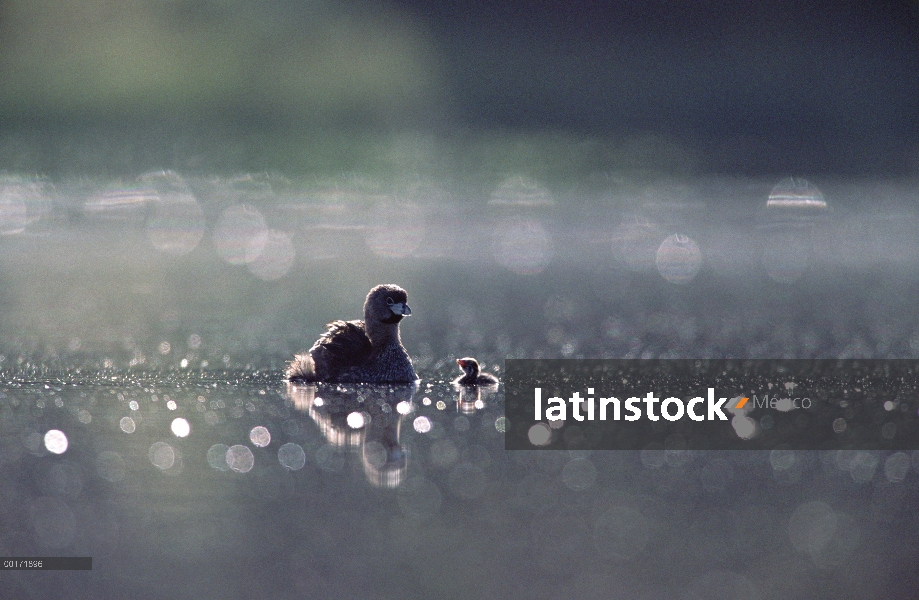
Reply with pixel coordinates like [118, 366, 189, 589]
[386, 297, 394, 305]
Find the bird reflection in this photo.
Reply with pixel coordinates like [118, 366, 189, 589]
[452, 382, 499, 416]
[285, 381, 417, 488]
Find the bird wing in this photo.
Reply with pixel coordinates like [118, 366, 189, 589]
[310, 320, 373, 370]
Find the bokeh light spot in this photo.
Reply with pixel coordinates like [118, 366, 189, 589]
[171, 417, 190, 438]
[226, 444, 255, 473]
[119, 416, 136, 433]
[249, 426, 271, 447]
[493, 218, 553, 275]
[347, 411, 366, 429]
[278, 443, 306, 471]
[528, 423, 552, 446]
[146, 183, 205, 255]
[248, 229, 295, 281]
[44, 430, 68, 454]
[207, 444, 230, 471]
[413, 416, 432, 433]
[148, 442, 175, 470]
[213, 204, 269, 265]
[96, 451, 126, 482]
[656, 233, 702, 284]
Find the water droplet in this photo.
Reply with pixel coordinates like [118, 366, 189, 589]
[0, 181, 32, 235]
[428, 438, 458, 469]
[770, 449, 796, 471]
[731, 415, 757, 440]
[315, 444, 345, 472]
[612, 215, 663, 272]
[640, 447, 666, 469]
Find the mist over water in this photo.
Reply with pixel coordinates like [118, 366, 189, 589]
[0, 171, 918, 597]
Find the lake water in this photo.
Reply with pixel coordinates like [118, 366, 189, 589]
[2, 173, 919, 598]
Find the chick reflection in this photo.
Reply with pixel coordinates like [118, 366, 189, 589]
[285, 382, 416, 488]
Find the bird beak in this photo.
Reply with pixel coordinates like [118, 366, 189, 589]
[456, 359, 464, 367]
[390, 302, 411, 316]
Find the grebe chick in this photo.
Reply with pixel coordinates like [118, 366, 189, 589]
[453, 357, 499, 385]
[286, 284, 418, 383]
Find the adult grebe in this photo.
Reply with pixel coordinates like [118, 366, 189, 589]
[286, 284, 417, 383]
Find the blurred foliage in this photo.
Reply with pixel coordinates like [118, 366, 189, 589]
[0, 0, 443, 123]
